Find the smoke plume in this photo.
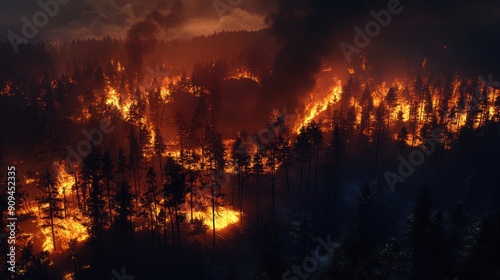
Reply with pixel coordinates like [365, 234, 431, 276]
[126, 0, 184, 74]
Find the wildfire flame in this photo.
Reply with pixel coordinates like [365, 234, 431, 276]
[37, 162, 89, 252]
[294, 78, 342, 133]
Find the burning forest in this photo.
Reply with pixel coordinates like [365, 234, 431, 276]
[1, 0, 500, 279]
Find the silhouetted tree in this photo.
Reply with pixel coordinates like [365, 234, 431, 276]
[37, 169, 64, 251]
[102, 150, 114, 229]
[82, 147, 106, 241]
[163, 157, 187, 250]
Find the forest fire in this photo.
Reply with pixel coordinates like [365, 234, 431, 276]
[294, 80, 343, 133]
[1, 0, 500, 278]
[190, 207, 240, 231]
[36, 162, 89, 252]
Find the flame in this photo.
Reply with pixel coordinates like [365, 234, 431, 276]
[106, 87, 132, 120]
[37, 162, 90, 252]
[62, 272, 75, 280]
[191, 207, 240, 231]
[227, 68, 261, 85]
[294, 79, 342, 133]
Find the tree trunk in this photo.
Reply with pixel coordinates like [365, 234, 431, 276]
[106, 177, 113, 229]
[282, 150, 290, 195]
[313, 144, 319, 203]
[256, 174, 259, 227]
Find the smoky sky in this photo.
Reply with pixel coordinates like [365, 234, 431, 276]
[1, 0, 499, 112]
[0, 0, 272, 40]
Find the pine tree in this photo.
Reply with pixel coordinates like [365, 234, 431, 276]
[82, 147, 106, 241]
[252, 146, 264, 227]
[397, 125, 409, 155]
[306, 121, 323, 203]
[102, 150, 115, 229]
[385, 87, 398, 134]
[163, 157, 187, 250]
[232, 133, 250, 221]
[37, 169, 64, 251]
[407, 186, 432, 256]
[294, 126, 309, 208]
[145, 167, 161, 246]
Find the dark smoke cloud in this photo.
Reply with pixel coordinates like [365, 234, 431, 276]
[262, 0, 378, 112]
[262, 0, 500, 111]
[126, 0, 184, 73]
[0, 0, 269, 45]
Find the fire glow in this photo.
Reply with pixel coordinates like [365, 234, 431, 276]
[37, 162, 90, 253]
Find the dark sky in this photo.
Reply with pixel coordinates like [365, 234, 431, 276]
[1, 0, 499, 75]
[1, 0, 498, 43]
[0, 0, 273, 40]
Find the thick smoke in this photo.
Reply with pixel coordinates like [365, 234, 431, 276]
[126, 0, 184, 74]
[262, 0, 376, 112]
[262, 0, 500, 112]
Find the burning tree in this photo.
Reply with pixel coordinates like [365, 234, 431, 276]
[37, 169, 64, 251]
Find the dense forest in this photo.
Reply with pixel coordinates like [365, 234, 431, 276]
[0, 28, 500, 280]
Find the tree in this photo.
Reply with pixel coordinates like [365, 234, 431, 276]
[128, 128, 143, 200]
[69, 239, 80, 280]
[139, 124, 153, 160]
[407, 186, 432, 256]
[102, 150, 115, 229]
[82, 146, 106, 241]
[325, 123, 344, 226]
[252, 146, 264, 227]
[306, 121, 323, 203]
[145, 167, 161, 246]
[379, 237, 411, 280]
[37, 169, 64, 251]
[294, 126, 309, 208]
[232, 133, 250, 221]
[385, 87, 398, 134]
[175, 112, 189, 163]
[360, 84, 374, 152]
[163, 157, 187, 250]
[203, 125, 226, 274]
[273, 114, 292, 195]
[290, 211, 313, 259]
[114, 172, 134, 245]
[153, 127, 167, 184]
[205, 126, 226, 234]
[17, 241, 50, 280]
[422, 211, 447, 279]
[397, 125, 409, 155]
[374, 102, 388, 174]
[457, 214, 500, 279]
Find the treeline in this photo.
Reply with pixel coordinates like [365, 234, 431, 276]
[0, 29, 275, 81]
